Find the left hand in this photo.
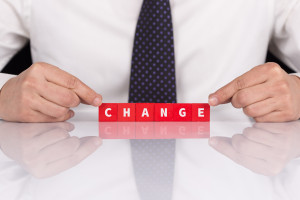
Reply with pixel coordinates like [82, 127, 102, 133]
[209, 62, 300, 122]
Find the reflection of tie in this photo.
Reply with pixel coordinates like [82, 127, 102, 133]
[131, 139, 175, 200]
[129, 0, 176, 199]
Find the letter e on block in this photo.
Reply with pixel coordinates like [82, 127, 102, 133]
[192, 103, 210, 122]
[136, 103, 154, 121]
[118, 103, 136, 121]
[99, 103, 118, 122]
[173, 104, 192, 121]
[154, 103, 174, 121]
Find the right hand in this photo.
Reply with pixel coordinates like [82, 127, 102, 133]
[0, 62, 102, 122]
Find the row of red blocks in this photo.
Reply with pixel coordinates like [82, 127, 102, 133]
[99, 103, 210, 122]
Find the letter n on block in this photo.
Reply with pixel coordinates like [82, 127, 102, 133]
[192, 103, 210, 122]
[118, 103, 136, 121]
[99, 103, 118, 122]
[154, 103, 174, 121]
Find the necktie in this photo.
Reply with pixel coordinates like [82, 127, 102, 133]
[129, 0, 177, 104]
[129, 0, 177, 200]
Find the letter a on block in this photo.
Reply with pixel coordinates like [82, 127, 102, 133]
[154, 103, 174, 121]
[136, 103, 154, 121]
[118, 103, 136, 121]
[99, 103, 118, 122]
[192, 103, 210, 122]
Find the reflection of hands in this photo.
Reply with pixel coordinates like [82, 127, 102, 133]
[209, 121, 300, 176]
[0, 122, 102, 178]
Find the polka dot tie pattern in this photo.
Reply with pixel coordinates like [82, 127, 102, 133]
[129, 0, 177, 104]
[129, 1, 176, 200]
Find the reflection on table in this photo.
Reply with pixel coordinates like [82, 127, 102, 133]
[99, 122, 210, 139]
[0, 119, 299, 200]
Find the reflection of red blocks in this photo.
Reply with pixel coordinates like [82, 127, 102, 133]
[173, 122, 193, 138]
[136, 122, 154, 139]
[117, 122, 135, 139]
[98, 122, 118, 139]
[192, 104, 210, 122]
[173, 104, 192, 121]
[154, 122, 175, 139]
[191, 122, 210, 138]
[154, 104, 174, 121]
[136, 103, 154, 121]
[99, 103, 118, 122]
[118, 103, 136, 122]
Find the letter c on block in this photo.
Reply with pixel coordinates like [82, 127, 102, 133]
[105, 108, 112, 117]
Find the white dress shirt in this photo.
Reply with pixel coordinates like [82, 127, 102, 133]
[0, 0, 300, 109]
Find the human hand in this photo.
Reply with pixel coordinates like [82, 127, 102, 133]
[0, 62, 102, 122]
[208, 121, 300, 176]
[0, 122, 102, 178]
[209, 63, 300, 122]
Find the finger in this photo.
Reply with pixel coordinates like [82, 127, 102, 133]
[30, 128, 72, 151]
[37, 136, 102, 178]
[231, 134, 274, 159]
[39, 82, 80, 108]
[43, 64, 102, 106]
[37, 136, 81, 164]
[209, 64, 272, 106]
[231, 82, 273, 108]
[32, 95, 71, 119]
[242, 98, 279, 118]
[254, 111, 294, 123]
[242, 127, 278, 147]
[20, 110, 74, 123]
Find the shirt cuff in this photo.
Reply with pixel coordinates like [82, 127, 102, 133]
[0, 73, 16, 90]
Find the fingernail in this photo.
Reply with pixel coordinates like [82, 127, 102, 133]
[209, 96, 218, 106]
[93, 97, 102, 107]
[70, 111, 75, 118]
[209, 138, 218, 146]
[94, 138, 102, 146]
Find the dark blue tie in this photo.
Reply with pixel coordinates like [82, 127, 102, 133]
[129, 1, 176, 200]
[129, 0, 177, 103]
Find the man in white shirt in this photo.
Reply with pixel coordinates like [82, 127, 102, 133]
[0, 0, 299, 122]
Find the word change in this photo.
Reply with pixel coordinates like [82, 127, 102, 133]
[99, 103, 210, 122]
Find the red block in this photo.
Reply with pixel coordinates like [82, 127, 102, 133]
[118, 103, 136, 121]
[192, 103, 210, 122]
[173, 104, 192, 121]
[136, 103, 155, 121]
[99, 103, 118, 122]
[154, 103, 174, 121]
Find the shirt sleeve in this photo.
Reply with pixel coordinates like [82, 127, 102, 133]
[0, 0, 30, 88]
[269, 0, 300, 72]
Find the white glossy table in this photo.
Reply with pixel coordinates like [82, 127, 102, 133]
[0, 105, 299, 200]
